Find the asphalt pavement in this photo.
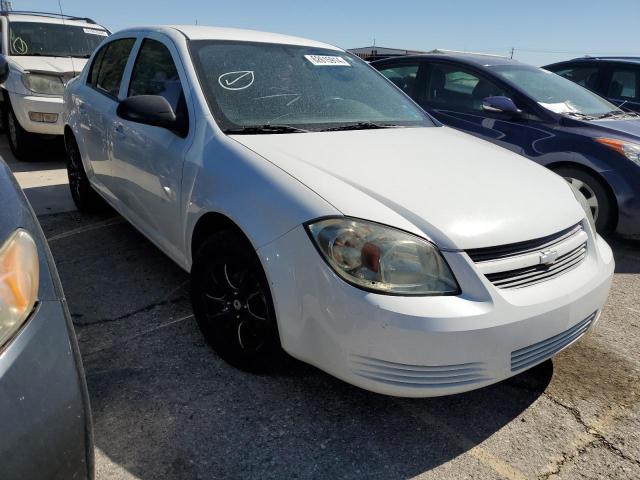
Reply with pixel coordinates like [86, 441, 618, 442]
[2, 135, 639, 480]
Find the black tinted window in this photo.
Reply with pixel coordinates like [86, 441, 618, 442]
[608, 68, 639, 101]
[425, 64, 505, 111]
[88, 44, 107, 86]
[92, 38, 135, 97]
[551, 65, 600, 90]
[128, 39, 183, 112]
[378, 64, 420, 96]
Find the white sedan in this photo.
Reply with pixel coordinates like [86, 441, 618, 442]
[63, 25, 614, 397]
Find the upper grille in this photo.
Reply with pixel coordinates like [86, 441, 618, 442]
[350, 355, 490, 389]
[468, 224, 588, 289]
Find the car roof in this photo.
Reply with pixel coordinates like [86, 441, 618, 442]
[546, 57, 640, 67]
[371, 52, 522, 68]
[119, 25, 341, 51]
[3, 11, 101, 28]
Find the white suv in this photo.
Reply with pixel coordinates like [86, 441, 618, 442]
[0, 11, 108, 160]
[64, 26, 614, 397]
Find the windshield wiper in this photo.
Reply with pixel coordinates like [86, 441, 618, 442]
[562, 111, 597, 120]
[596, 110, 639, 120]
[320, 122, 400, 132]
[224, 125, 309, 134]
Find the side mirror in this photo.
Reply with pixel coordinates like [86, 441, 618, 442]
[0, 56, 10, 84]
[116, 95, 187, 136]
[482, 96, 522, 116]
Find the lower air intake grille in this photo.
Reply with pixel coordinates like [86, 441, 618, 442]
[350, 355, 490, 389]
[511, 311, 597, 372]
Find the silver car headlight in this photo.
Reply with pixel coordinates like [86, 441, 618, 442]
[306, 217, 459, 295]
[0, 229, 39, 349]
[22, 72, 65, 95]
[569, 184, 597, 233]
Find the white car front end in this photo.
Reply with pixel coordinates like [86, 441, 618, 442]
[0, 14, 107, 137]
[229, 128, 615, 397]
[4, 58, 84, 135]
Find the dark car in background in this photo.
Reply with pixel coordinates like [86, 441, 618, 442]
[372, 53, 640, 236]
[544, 57, 640, 113]
[0, 158, 93, 479]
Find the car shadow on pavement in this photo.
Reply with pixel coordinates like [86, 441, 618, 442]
[39, 210, 555, 479]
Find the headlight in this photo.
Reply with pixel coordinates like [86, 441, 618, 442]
[306, 218, 459, 295]
[22, 73, 65, 95]
[0, 230, 39, 349]
[568, 184, 597, 233]
[595, 138, 640, 167]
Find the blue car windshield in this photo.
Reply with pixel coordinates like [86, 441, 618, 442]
[189, 40, 434, 132]
[491, 65, 619, 117]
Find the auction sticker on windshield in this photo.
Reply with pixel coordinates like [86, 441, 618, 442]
[304, 55, 350, 66]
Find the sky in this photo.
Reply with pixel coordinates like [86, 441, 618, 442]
[8, 0, 640, 66]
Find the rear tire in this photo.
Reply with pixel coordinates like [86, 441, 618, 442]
[6, 104, 39, 161]
[191, 231, 283, 372]
[65, 133, 106, 212]
[553, 166, 614, 233]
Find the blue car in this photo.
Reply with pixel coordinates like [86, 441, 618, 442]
[372, 53, 640, 236]
[544, 57, 640, 114]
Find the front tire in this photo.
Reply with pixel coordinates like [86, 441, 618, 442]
[6, 105, 38, 161]
[553, 166, 614, 233]
[191, 231, 283, 372]
[65, 133, 106, 212]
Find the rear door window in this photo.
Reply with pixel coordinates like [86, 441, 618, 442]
[89, 38, 136, 98]
[608, 68, 639, 101]
[551, 65, 601, 91]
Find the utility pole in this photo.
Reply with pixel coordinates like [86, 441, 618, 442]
[510, 47, 515, 59]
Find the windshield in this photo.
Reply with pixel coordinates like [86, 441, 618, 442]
[189, 41, 433, 132]
[8, 21, 108, 58]
[490, 65, 620, 117]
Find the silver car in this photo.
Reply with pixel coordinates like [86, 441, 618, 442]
[0, 157, 93, 479]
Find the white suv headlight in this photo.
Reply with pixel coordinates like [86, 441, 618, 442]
[22, 73, 65, 95]
[0, 229, 39, 348]
[307, 218, 459, 295]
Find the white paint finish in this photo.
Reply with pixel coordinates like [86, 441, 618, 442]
[64, 25, 615, 396]
[233, 127, 585, 249]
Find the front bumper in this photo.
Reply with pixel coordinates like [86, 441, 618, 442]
[259, 226, 614, 398]
[601, 166, 640, 236]
[8, 91, 64, 135]
[0, 300, 92, 479]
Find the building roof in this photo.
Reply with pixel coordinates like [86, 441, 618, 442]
[372, 51, 521, 68]
[348, 46, 426, 55]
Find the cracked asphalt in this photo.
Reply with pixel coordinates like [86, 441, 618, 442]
[3, 137, 640, 479]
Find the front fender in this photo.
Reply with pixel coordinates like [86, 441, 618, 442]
[182, 132, 338, 269]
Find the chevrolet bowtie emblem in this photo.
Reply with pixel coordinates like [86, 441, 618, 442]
[539, 249, 559, 266]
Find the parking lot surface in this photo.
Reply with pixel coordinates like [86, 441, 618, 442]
[3, 136, 640, 480]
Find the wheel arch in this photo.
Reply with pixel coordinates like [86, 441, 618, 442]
[189, 211, 256, 267]
[546, 160, 619, 230]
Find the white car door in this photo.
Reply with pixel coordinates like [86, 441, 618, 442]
[80, 37, 137, 199]
[111, 34, 193, 263]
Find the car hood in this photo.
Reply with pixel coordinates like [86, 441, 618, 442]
[591, 118, 640, 139]
[8, 56, 87, 76]
[231, 126, 584, 250]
